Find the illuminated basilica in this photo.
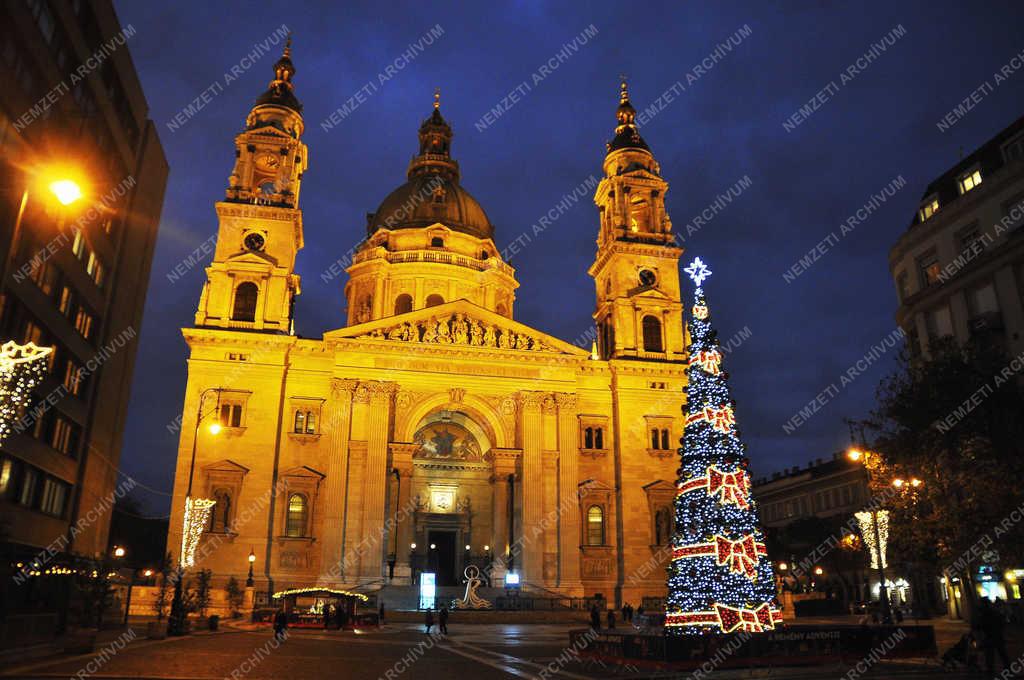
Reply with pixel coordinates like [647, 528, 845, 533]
[168, 42, 690, 606]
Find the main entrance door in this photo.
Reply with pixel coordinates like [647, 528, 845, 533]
[428, 530, 457, 586]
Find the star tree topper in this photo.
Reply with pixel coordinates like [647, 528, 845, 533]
[684, 257, 712, 287]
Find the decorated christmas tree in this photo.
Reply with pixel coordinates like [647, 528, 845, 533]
[665, 258, 781, 635]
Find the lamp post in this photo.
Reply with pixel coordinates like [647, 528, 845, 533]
[247, 548, 256, 587]
[169, 387, 224, 635]
[848, 448, 922, 625]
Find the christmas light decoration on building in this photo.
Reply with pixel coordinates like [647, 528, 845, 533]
[0, 341, 52, 446]
[180, 496, 216, 568]
[855, 510, 889, 569]
[666, 258, 780, 635]
[271, 587, 369, 602]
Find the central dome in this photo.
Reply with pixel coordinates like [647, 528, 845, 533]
[366, 96, 495, 240]
[368, 176, 494, 239]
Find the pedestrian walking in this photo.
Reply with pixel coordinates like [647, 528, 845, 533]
[439, 605, 449, 635]
[607, 609, 616, 629]
[621, 603, 628, 623]
[424, 608, 435, 634]
[977, 598, 1010, 674]
[590, 604, 601, 630]
[625, 603, 633, 622]
[273, 608, 288, 641]
[323, 603, 333, 630]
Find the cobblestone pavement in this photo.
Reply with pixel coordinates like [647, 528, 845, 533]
[1, 622, 1019, 679]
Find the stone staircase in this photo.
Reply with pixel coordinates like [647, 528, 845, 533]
[376, 585, 508, 611]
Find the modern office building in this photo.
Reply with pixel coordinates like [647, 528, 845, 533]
[0, 0, 168, 626]
[890, 115, 1024, 358]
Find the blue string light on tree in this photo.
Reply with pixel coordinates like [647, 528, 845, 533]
[666, 257, 781, 635]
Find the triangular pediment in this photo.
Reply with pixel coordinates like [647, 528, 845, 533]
[203, 459, 250, 475]
[642, 479, 675, 492]
[281, 465, 325, 480]
[224, 250, 279, 267]
[325, 299, 588, 356]
[246, 124, 294, 139]
[628, 285, 672, 300]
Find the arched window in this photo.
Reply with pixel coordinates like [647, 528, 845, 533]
[425, 294, 444, 308]
[584, 427, 594, 449]
[587, 505, 605, 546]
[394, 294, 413, 315]
[642, 315, 662, 352]
[595, 427, 604, 450]
[651, 429, 660, 450]
[232, 282, 258, 322]
[210, 488, 231, 532]
[285, 493, 308, 537]
[661, 429, 669, 450]
[294, 410, 305, 433]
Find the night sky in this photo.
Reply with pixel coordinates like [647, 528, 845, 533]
[112, 1, 1024, 515]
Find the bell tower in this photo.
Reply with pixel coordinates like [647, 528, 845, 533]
[194, 38, 308, 333]
[588, 81, 686, 360]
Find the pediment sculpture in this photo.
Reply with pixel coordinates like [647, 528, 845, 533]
[359, 312, 556, 352]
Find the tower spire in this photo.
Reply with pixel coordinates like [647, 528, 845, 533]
[434, 86, 441, 110]
[607, 77, 648, 153]
[407, 88, 459, 181]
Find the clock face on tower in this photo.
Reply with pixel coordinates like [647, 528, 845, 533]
[638, 269, 657, 287]
[256, 153, 280, 171]
[243, 232, 265, 252]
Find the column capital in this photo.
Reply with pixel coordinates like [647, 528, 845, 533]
[330, 378, 359, 399]
[354, 380, 398, 403]
[517, 391, 546, 411]
[554, 392, 578, 411]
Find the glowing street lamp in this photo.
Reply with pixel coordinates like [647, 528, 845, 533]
[247, 547, 256, 587]
[778, 562, 788, 571]
[813, 566, 824, 576]
[846, 448, 864, 462]
[113, 546, 126, 559]
[208, 422, 222, 435]
[892, 478, 905, 488]
[49, 179, 83, 205]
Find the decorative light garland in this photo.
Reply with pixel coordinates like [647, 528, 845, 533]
[180, 495, 216, 568]
[689, 350, 721, 375]
[0, 341, 52, 446]
[685, 405, 735, 434]
[272, 587, 369, 602]
[666, 604, 783, 633]
[855, 510, 889, 569]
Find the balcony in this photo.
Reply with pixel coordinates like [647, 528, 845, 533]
[353, 247, 515, 277]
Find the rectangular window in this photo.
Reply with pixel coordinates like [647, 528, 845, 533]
[72, 230, 85, 259]
[58, 285, 74, 315]
[918, 197, 939, 222]
[926, 305, 954, 340]
[0, 458, 13, 498]
[968, 283, 999, 317]
[63, 359, 83, 396]
[18, 467, 37, 506]
[74, 307, 93, 339]
[294, 410, 305, 433]
[917, 250, 941, 288]
[958, 168, 982, 195]
[51, 416, 77, 455]
[956, 223, 984, 256]
[29, 257, 60, 296]
[86, 252, 104, 287]
[220, 403, 243, 428]
[39, 477, 67, 517]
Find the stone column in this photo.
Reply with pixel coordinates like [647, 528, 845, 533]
[490, 449, 519, 583]
[555, 393, 583, 595]
[390, 443, 416, 585]
[319, 379, 357, 584]
[518, 391, 545, 586]
[359, 381, 396, 583]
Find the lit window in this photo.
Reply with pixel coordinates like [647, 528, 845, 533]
[74, 308, 93, 339]
[86, 252, 104, 287]
[958, 168, 982, 195]
[63, 360, 82, 396]
[917, 251, 941, 288]
[0, 459, 12, 496]
[40, 478, 67, 517]
[72, 230, 85, 259]
[286, 493, 308, 537]
[918, 197, 939, 222]
[19, 467, 38, 506]
[305, 411, 315, 434]
[294, 410, 305, 433]
[587, 505, 604, 545]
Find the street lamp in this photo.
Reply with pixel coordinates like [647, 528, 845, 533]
[169, 387, 224, 635]
[113, 546, 126, 559]
[247, 547, 256, 587]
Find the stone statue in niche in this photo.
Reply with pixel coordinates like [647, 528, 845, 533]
[483, 324, 497, 347]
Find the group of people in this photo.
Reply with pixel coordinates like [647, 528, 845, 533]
[423, 605, 450, 634]
[589, 602, 644, 630]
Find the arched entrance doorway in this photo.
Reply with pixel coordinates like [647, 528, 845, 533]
[408, 410, 495, 587]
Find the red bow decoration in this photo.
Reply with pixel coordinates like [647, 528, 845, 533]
[715, 535, 760, 579]
[708, 466, 750, 509]
[715, 603, 778, 633]
[687, 406, 735, 433]
[689, 350, 722, 375]
[692, 304, 708, 320]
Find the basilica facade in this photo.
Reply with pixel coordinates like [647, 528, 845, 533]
[167, 43, 689, 605]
